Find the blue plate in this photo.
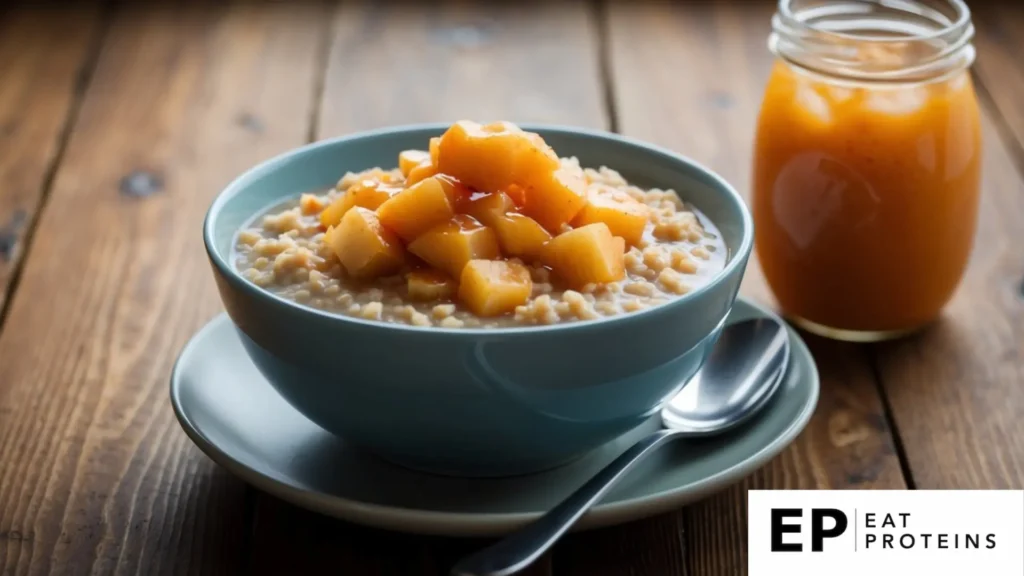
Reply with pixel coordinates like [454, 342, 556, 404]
[170, 296, 818, 537]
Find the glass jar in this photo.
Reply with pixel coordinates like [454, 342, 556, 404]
[752, 0, 982, 342]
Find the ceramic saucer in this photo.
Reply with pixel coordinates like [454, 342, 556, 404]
[170, 296, 818, 537]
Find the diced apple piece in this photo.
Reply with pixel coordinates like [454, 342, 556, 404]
[434, 174, 472, 203]
[458, 260, 533, 317]
[407, 269, 456, 301]
[522, 166, 588, 232]
[572, 191, 649, 247]
[326, 207, 405, 279]
[377, 176, 457, 241]
[461, 191, 551, 259]
[492, 213, 552, 261]
[318, 190, 354, 228]
[399, 150, 430, 176]
[541, 223, 625, 287]
[429, 137, 441, 165]
[320, 179, 402, 228]
[408, 215, 500, 278]
[406, 160, 438, 186]
[504, 184, 527, 207]
[461, 191, 516, 227]
[436, 120, 559, 194]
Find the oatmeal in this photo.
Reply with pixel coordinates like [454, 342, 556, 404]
[234, 120, 727, 328]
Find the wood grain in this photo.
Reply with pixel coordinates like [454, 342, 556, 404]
[972, 3, 1024, 160]
[0, 5, 104, 317]
[246, 0, 605, 574]
[0, 2, 329, 574]
[604, 1, 908, 572]
[250, 496, 555, 576]
[317, 0, 607, 136]
[555, 512, 688, 576]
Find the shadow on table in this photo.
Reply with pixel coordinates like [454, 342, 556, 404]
[244, 492, 523, 576]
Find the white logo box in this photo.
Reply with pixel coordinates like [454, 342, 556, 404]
[748, 490, 1024, 576]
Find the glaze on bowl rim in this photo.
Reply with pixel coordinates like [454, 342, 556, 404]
[203, 122, 754, 336]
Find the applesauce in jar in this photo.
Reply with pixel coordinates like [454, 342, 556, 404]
[752, 0, 981, 341]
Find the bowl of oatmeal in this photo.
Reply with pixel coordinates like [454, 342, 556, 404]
[204, 121, 752, 477]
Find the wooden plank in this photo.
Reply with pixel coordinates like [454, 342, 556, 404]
[604, 1, 908, 573]
[317, 0, 607, 135]
[555, 513, 688, 576]
[0, 5, 103, 316]
[250, 496, 555, 576]
[246, 0, 605, 574]
[0, 2, 329, 574]
[973, 3, 1024, 158]
[247, 497, 422, 575]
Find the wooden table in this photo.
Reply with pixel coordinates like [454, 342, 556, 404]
[0, 1, 1021, 574]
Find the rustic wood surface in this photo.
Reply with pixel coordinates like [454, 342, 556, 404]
[0, 1, 1020, 575]
[0, 2, 328, 574]
[0, 4, 104, 316]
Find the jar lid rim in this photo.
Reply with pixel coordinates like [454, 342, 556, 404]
[776, 0, 972, 43]
[771, 0, 975, 82]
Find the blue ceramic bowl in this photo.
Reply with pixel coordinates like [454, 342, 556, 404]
[204, 124, 753, 477]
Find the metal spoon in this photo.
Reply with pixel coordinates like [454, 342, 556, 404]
[451, 317, 790, 576]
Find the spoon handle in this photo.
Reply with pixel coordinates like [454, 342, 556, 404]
[450, 428, 683, 576]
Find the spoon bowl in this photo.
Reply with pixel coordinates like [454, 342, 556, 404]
[451, 317, 790, 576]
[662, 317, 790, 434]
